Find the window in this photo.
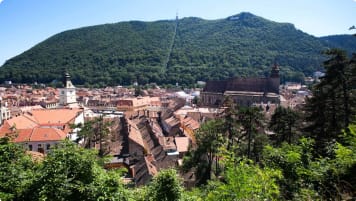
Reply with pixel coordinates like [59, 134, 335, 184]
[37, 144, 44, 153]
[29, 144, 32, 151]
[46, 144, 50, 150]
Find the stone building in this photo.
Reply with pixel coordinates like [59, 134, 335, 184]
[201, 64, 280, 107]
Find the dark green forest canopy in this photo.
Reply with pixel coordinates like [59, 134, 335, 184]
[1, 12, 355, 86]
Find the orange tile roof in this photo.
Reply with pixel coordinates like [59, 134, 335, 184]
[0, 125, 66, 143]
[6, 115, 39, 129]
[30, 109, 82, 125]
[0, 122, 11, 138]
[14, 129, 33, 142]
[0, 108, 82, 142]
[28, 127, 66, 142]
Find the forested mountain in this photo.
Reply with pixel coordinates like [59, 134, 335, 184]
[320, 34, 356, 54]
[0, 12, 355, 86]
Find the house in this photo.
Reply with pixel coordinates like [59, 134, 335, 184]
[0, 108, 84, 154]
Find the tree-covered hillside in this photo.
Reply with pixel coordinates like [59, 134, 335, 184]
[1, 49, 356, 200]
[0, 12, 355, 86]
[320, 34, 356, 54]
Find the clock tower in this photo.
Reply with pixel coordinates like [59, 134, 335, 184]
[59, 72, 76, 106]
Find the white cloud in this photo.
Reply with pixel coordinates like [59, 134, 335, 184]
[0, 0, 3, 4]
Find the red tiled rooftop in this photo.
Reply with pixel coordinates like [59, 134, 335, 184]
[30, 109, 82, 124]
[6, 115, 38, 129]
[28, 127, 67, 142]
[14, 129, 33, 142]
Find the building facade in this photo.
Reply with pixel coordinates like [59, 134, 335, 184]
[201, 65, 280, 107]
[0, 98, 11, 125]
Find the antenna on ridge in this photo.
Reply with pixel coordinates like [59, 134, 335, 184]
[176, 10, 179, 21]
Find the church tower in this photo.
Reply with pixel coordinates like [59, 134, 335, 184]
[59, 72, 76, 106]
[269, 63, 280, 94]
[270, 62, 280, 78]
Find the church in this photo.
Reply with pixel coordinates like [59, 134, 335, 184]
[200, 64, 280, 107]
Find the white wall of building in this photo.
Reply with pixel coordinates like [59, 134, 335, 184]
[23, 141, 59, 154]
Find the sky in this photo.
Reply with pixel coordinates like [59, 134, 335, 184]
[0, 0, 355, 66]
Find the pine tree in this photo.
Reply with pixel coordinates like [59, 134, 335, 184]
[304, 49, 355, 155]
[238, 106, 264, 160]
[269, 106, 299, 145]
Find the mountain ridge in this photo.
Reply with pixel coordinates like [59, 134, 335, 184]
[0, 12, 355, 86]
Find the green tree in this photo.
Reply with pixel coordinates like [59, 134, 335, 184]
[304, 49, 355, 156]
[263, 131, 356, 200]
[183, 119, 225, 185]
[192, 96, 199, 105]
[323, 49, 354, 130]
[262, 138, 316, 200]
[269, 106, 299, 145]
[206, 158, 282, 201]
[28, 140, 127, 201]
[147, 169, 183, 201]
[134, 85, 143, 97]
[238, 106, 264, 160]
[0, 137, 37, 201]
[222, 96, 239, 151]
[76, 116, 114, 157]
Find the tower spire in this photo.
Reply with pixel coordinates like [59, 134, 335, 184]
[270, 61, 280, 78]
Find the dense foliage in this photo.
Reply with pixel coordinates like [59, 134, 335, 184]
[0, 139, 127, 201]
[147, 169, 183, 201]
[320, 35, 356, 54]
[1, 12, 355, 86]
[0, 137, 36, 201]
[304, 49, 356, 156]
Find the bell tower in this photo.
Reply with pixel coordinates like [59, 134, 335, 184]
[269, 62, 280, 94]
[59, 72, 76, 106]
[270, 62, 280, 78]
